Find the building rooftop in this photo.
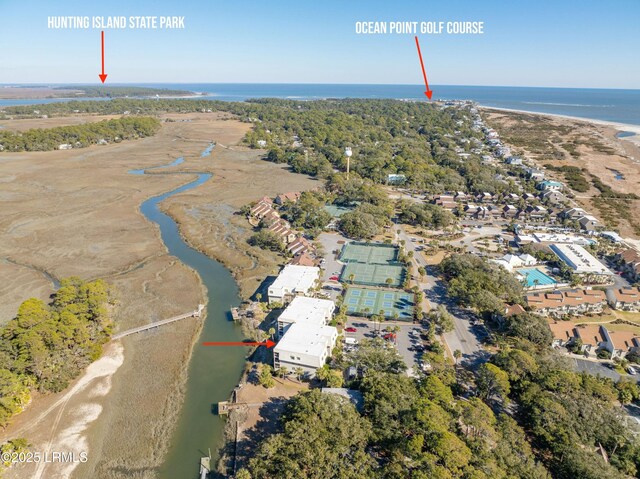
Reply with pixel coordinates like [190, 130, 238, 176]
[278, 296, 335, 326]
[547, 321, 577, 342]
[268, 265, 320, 296]
[611, 287, 640, 304]
[550, 243, 612, 274]
[575, 324, 606, 346]
[608, 329, 640, 352]
[526, 289, 607, 309]
[274, 323, 337, 357]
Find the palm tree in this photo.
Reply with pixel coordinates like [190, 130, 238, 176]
[349, 273, 355, 284]
[278, 366, 289, 378]
[268, 327, 276, 340]
[255, 292, 262, 303]
[294, 367, 305, 382]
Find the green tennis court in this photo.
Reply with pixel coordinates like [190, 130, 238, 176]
[341, 262, 405, 288]
[339, 242, 399, 265]
[344, 286, 415, 320]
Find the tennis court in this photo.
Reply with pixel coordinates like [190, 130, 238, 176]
[344, 287, 415, 320]
[341, 262, 405, 288]
[339, 242, 399, 265]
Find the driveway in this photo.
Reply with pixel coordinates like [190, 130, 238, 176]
[317, 232, 350, 282]
[396, 224, 489, 367]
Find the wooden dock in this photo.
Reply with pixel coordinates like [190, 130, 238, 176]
[112, 304, 204, 340]
[199, 455, 211, 479]
[217, 400, 264, 416]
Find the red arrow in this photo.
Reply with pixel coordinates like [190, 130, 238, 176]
[414, 36, 432, 99]
[202, 339, 276, 348]
[98, 31, 108, 83]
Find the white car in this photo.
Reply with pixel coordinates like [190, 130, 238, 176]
[628, 366, 637, 375]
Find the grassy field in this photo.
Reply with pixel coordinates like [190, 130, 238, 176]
[0, 111, 318, 479]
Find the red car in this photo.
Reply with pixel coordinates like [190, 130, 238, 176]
[329, 276, 340, 281]
[383, 333, 396, 340]
[345, 327, 357, 333]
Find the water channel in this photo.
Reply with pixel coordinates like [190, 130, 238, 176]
[128, 146, 245, 478]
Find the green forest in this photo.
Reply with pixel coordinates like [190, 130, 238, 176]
[0, 116, 160, 152]
[57, 85, 196, 98]
[1, 97, 520, 197]
[0, 278, 113, 426]
[238, 321, 640, 479]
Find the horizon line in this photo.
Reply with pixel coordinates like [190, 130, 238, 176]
[1, 82, 639, 92]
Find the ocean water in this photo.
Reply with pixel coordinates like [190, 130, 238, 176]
[1, 83, 639, 126]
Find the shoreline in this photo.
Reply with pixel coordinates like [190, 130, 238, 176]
[479, 105, 640, 146]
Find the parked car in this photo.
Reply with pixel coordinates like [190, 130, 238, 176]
[345, 327, 357, 333]
[383, 333, 396, 340]
[628, 366, 637, 375]
[329, 276, 339, 281]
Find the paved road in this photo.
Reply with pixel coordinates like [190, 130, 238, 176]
[396, 224, 489, 367]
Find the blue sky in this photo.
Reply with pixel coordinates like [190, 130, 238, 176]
[0, 0, 639, 88]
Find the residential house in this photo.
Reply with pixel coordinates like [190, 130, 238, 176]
[454, 191, 468, 202]
[578, 215, 600, 232]
[522, 205, 548, 221]
[502, 204, 518, 217]
[275, 191, 302, 205]
[526, 289, 608, 318]
[537, 180, 563, 192]
[522, 192, 537, 201]
[560, 207, 587, 221]
[477, 192, 493, 203]
[493, 253, 536, 272]
[541, 190, 564, 204]
[268, 220, 297, 244]
[574, 324, 613, 358]
[250, 199, 278, 220]
[464, 204, 481, 217]
[287, 236, 312, 256]
[525, 168, 545, 181]
[608, 330, 640, 360]
[548, 321, 578, 347]
[615, 248, 640, 282]
[505, 156, 523, 166]
[290, 251, 316, 267]
[607, 287, 640, 312]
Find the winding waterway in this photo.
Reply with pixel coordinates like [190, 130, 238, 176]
[129, 148, 245, 479]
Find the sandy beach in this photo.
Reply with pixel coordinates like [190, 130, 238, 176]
[482, 106, 640, 147]
[482, 106, 640, 238]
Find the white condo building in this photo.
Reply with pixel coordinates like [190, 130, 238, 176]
[277, 296, 335, 337]
[550, 243, 613, 277]
[273, 323, 338, 376]
[267, 265, 320, 304]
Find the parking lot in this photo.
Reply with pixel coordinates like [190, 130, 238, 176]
[343, 317, 427, 371]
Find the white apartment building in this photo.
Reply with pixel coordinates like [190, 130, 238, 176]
[277, 296, 335, 337]
[267, 265, 320, 304]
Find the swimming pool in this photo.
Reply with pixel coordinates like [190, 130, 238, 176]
[517, 268, 558, 287]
